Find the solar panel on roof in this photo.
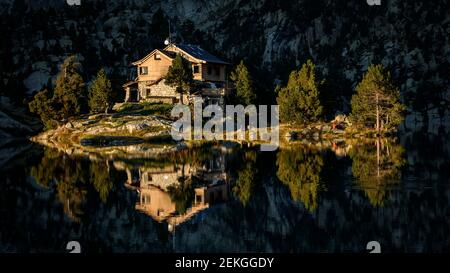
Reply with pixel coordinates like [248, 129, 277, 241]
[176, 44, 229, 64]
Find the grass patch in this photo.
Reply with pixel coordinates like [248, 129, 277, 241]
[144, 134, 174, 144]
[115, 102, 173, 117]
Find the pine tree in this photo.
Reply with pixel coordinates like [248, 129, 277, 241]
[28, 89, 60, 129]
[350, 64, 405, 131]
[276, 60, 323, 124]
[89, 69, 114, 113]
[29, 56, 88, 128]
[165, 54, 194, 104]
[230, 60, 256, 105]
[53, 55, 87, 119]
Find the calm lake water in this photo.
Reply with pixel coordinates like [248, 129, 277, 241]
[0, 131, 449, 253]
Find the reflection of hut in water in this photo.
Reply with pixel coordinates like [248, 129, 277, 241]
[125, 164, 195, 190]
[136, 185, 176, 222]
[167, 181, 229, 232]
[122, 151, 231, 231]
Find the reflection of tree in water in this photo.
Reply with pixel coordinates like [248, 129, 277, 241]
[162, 144, 214, 167]
[4, 140, 448, 252]
[56, 175, 88, 222]
[90, 161, 114, 203]
[167, 176, 197, 214]
[232, 151, 257, 206]
[29, 148, 61, 188]
[276, 148, 324, 212]
[161, 145, 261, 207]
[349, 139, 405, 207]
[30, 149, 115, 221]
[163, 144, 228, 214]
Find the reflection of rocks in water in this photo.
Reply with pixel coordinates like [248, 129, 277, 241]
[38, 142, 181, 161]
[330, 141, 351, 157]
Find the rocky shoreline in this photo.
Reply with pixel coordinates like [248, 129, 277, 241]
[29, 113, 178, 156]
[29, 111, 395, 157]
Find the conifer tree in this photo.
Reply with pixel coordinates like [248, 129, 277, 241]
[53, 55, 87, 119]
[230, 60, 256, 105]
[89, 69, 114, 113]
[350, 64, 405, 131]
[28, 89, 59, 129]
[29, 56, 87, 128]
[165, 54, 194, 104]
[276, 60, 323, 124]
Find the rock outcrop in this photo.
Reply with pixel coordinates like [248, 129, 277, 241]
[30, 113, 175, 157]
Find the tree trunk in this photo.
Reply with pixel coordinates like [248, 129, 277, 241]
[376, 93, 380, 133]
[376, 138, 380, 179]
[177, 86, 184, 104]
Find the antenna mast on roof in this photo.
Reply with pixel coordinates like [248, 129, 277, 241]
[164, 20, 171, 45]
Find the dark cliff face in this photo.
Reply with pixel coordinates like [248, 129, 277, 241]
[0, 0, 449, 124]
